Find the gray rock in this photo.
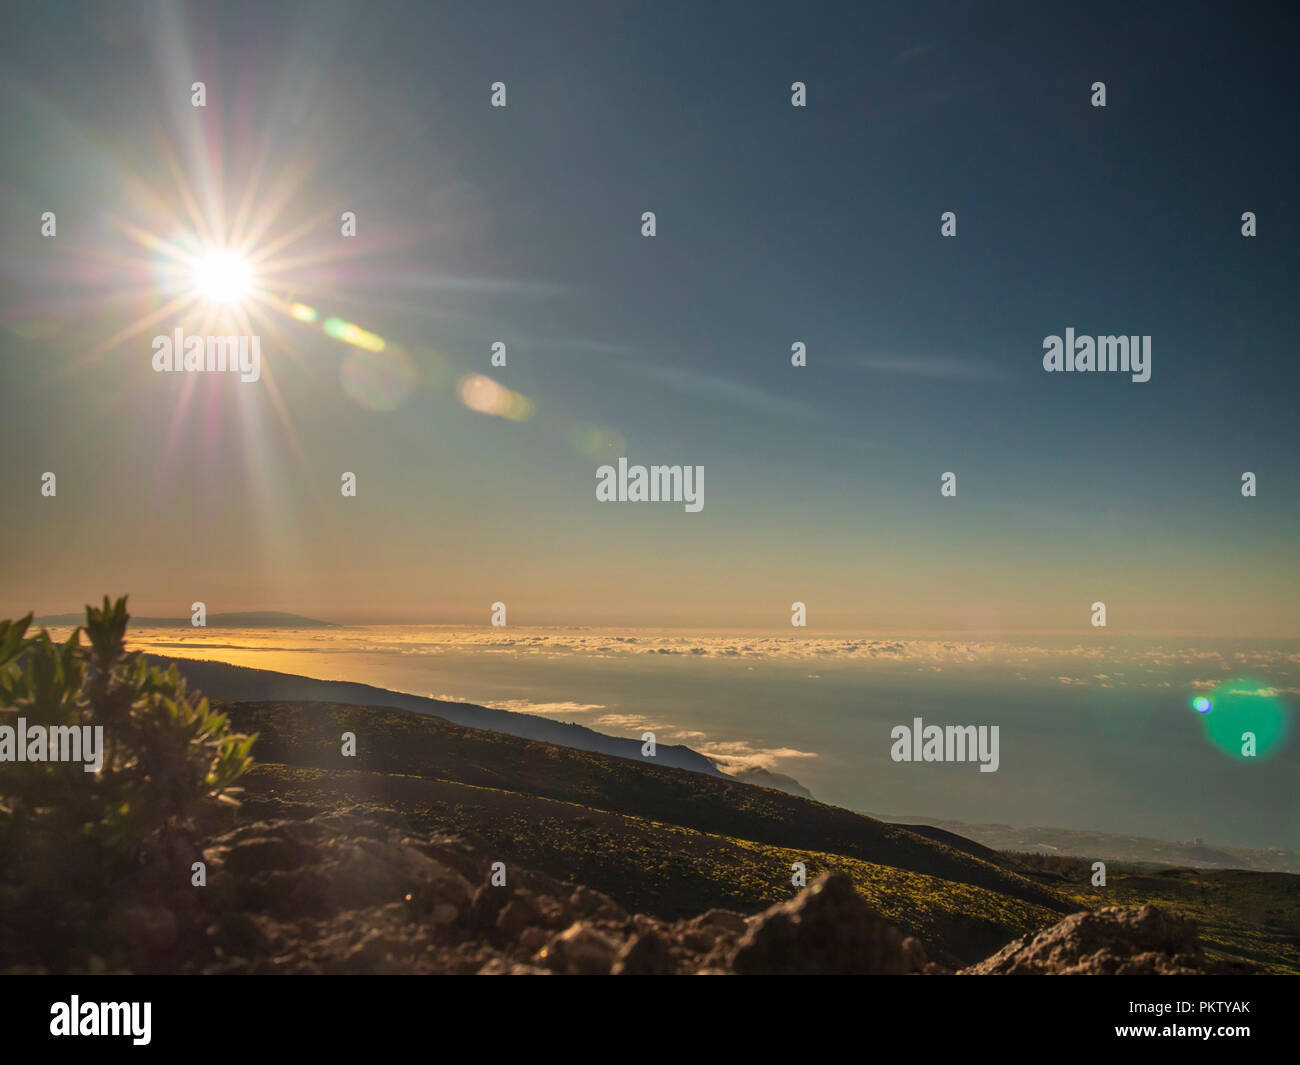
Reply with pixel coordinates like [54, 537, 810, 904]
[568, 885, 627, 922]
[960, 904, 1218, 975]
[729, 872, 915, 975]
[496, 893, 541, 937]
[536, 922, 620, 975]
[612, 930, 676, 975]
[222, 834, 318, 875]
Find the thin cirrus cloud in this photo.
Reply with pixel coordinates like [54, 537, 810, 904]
[544, 338, 834, 423]
[628, 361, 835, 423]
[824, 354, 1012, 382]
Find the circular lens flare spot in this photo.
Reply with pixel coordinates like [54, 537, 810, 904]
[1197, 678, 1289, 761]
[340, 347, 416, 412]
[1192, 697, 1212, 713]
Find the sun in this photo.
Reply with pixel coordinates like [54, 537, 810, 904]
[193, 250, 253, 305]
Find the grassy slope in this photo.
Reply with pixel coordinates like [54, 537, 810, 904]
[243, 762, 1062, 961]
[221, 700, 1297, 970]
[225, 701, 1066, 904]
[1074, 867, 1300, 974]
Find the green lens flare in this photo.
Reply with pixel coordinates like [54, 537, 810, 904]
[1199, 677, 1290, 761]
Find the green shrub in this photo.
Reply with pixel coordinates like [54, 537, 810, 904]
[0, 595, 255, 866]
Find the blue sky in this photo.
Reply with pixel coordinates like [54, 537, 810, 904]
[1, 0, 1297, 630]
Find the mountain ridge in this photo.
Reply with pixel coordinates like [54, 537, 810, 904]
[36, 611, 337, 628]
[155, 656, 735, 779]
[874, 814, 1300, 875]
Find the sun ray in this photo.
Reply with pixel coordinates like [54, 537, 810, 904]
[108, 215, 202, 268]
[152, 127, 219, 249]
[80, 292, 198, 364]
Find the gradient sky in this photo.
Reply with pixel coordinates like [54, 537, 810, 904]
[2, 1, 1297, 631]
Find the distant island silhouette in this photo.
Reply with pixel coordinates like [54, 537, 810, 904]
[35, 610, 338, 629]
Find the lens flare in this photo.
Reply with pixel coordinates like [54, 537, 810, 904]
[1196, 678, 1289, 761]
[565, 421, 625, 458]
[456, 374, 534, 421]
[1192, 697, 1212, 713]
[323, 317, 386, 352]
[340, 346, 417, 412]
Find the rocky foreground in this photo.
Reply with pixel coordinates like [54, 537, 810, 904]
[65, 804, 1251, 976]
